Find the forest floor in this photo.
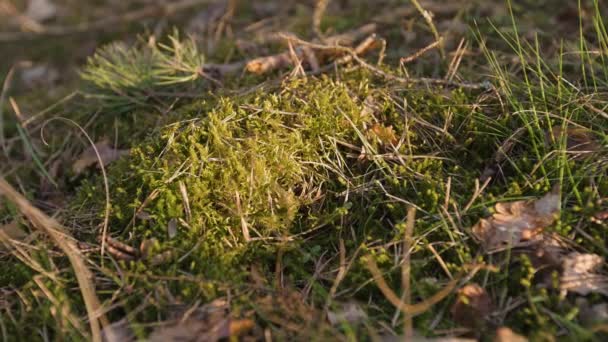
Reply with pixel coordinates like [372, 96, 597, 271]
[1, 0, 608, 341]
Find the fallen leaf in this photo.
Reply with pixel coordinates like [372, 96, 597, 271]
[101, 319, 134, 342]
[576, 298, 608, 327]
[72, 140, 130, 175]
[21, 64, 59, 89]
[148, 299, 254, 342]
[327, 302, 367, 326]
[494, 327, 528, 342]
[367, 123, 398, 146]
[450, 283, 494, 329]
[25, 0, 57, 22]
[591, 210, 608, 224]
[381, 335, 475, 342]
[0, 221, 29, 250]
[560, 252, 608, 296]
[523, 233, 569, 287]
[546, 126, 601, 154]
[472, 190, 560, 251]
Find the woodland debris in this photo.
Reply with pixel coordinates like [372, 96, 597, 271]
[245, 24, 378, 75]
[0, 178, 108, 342]
[365, 256, 460, 317]
[592, 210, 608, 224]
[100, 235, 174, 266]
[545, 126, 601, 155]
[20, 64, 60, 89]
[472, 189, 560, 252]
[148, 299, 254, 342]
[367, 123, 398, 146]
[0, 0, 214, 42]
[100, 319, 134, 342]
[450, 283, 494, 330]
[72, 139, 130, 175]
[576, 298, 608, 327]
[25, 0, 57, 23]
[560, 252, 608, 296]
[327, 302, 367, 326]
[0, 221, 31, 251]
[494, 327, 528, 342]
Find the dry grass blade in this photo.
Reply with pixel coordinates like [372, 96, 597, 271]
[401, 206, 416, 338]
[0, 178, 108, 342]
[313, 0, 331, 38]
[365, 256, 459, 316]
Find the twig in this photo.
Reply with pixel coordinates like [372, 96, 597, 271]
[0, 178, 108, 342]
[400, 38, 443, 65]
[313, 0, 331, 39]
[350, 52, 490, 90]
[0, 0, 213, 42]
[245, 24, 378, 75]
[410, 0, 444, 58]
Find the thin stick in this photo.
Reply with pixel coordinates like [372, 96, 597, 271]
[400, 38, 443, 65]
[401, 207, 416, 339]
[410, 0, 444, 58]
[0, 178, 108, 342]
[313, 0, 331, 39]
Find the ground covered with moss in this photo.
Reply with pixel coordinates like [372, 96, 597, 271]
[2, 0, 608, 341]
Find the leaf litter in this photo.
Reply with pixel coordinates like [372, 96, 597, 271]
[472, 188, 560, 252]
[560, 252, 608, 297]
[72, 139, 130, 174]
[450, 283, 494, 330]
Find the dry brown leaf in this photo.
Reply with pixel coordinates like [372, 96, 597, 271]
[101, 319, 134, 342]
[0, 221, 29, 245]
[546, 126, 601, 154]
[148, 299, 254, 342]
[450, 283, 494, 329]
[494, 327, 528, 342]
[25, 0, 57, 22]
[472, 190, 560, 251]
[592, 210, 608, 224]
[576, 298, 608, 327]
[72, 140, 130, 174]
[367, 123, 398, 146]
[560, 252, 608, 296]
